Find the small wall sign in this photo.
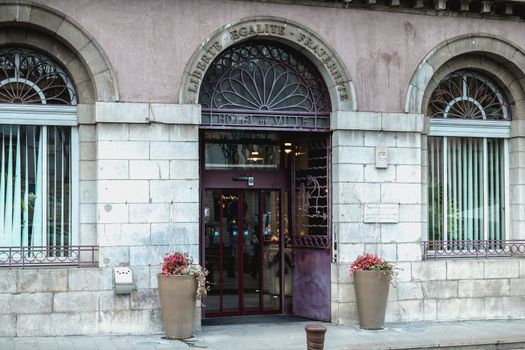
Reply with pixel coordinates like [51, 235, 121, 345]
[364, 204, 399, 223]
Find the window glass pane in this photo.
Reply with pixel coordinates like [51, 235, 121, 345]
[0, 125, 43, 247]
[204, 132, 280, 170]
[446, 137, 483, 242]
[428, 136, 505, 245]
[487, 138, 505, 240]
[428, 136, 443, 242]
[47, 126, 71, 250]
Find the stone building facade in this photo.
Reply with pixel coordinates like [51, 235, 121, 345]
[0, 0, 524, 336]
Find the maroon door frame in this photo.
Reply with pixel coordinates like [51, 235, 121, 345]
[199, 131, 332, 320]
[202, 188, 286, 317]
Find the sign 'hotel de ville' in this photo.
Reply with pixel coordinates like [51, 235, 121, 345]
[0, 0, 524, 337]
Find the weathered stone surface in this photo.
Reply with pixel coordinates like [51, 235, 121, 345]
[17, 269, 67, 293]
[98, 291, 131, 311]
[97, 160, 129, 180]
[98, 247, 130, 267]
[97, 203, 129, 224]
[412, 261, 447, 281]
[98, 180, 149, 203]
[169, 159, 199, 179]
[53, 291, 98, 312]
[129, 203, 170, 223]
[129, 160, 169, 179]
[386, 300, 424, 322]
[130, 289, 159, 310]
[98, 141, 149, 160]
[69, 268, 113, 291]
[96, 123, 129, 141]
[484, 259, 520, 279]
[458, 279, 510, 298]
[0, 314, 16, 336]
[332, 182, 380, 204]
[421, 280, 458, 299]
[446, 260, 484, 280]
[17, 312, 98, 336]
[0, 270, 16, 293]
[150, 141, 198, 160]
[96, 102, 149, 124]
[149, 180, 199, 203]
[97, 309, 162, 335]
[397, 282, 423, 300]
[436, 298, 484, 321]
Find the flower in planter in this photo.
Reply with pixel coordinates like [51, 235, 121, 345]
[161, 252, 209, 297]
[349, 253, 397, 280]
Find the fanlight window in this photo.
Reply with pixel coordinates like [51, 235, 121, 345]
[0, 47, 78, 267]
[428, 70, 509, 120]
[426, 70, 511, 259]
[0, 47, 76, 105]
[199, 41, 330, 130]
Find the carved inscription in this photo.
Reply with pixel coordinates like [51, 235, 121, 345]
[187, 41, 222, 94]
[364, 204, 399, 224]
[202, 113, 328, 129]
[229, 23, 286, 41]
[186, 21, 350, 103]
[296, 32, 349, 101]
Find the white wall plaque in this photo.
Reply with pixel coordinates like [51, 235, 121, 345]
[375, 146, 388, 168]
[364, 204, 399, 223]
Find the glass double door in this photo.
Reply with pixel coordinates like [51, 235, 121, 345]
[204, 189, 284, 316]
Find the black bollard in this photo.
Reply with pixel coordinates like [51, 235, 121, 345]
[305, 324, 327, 350]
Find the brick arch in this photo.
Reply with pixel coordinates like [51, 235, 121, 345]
[0, 2, 119, 104]
[180, 16, 356, 112]
[405, 34, 525, 119]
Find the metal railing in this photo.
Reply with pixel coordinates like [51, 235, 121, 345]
[422, 240, 525, 260]
[0, 245, 98, 268]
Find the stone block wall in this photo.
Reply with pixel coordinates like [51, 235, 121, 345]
[330, 111, 525, 325]
[0, 268, 163, 336]
[331, 111, 424, 265]
[0, 103, 201, 336]
[332, 258, 525, 325]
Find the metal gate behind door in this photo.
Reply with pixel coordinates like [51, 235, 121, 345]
[292, 136, 331, 321]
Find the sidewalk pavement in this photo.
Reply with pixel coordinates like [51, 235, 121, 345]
[1, 319, 525, 350]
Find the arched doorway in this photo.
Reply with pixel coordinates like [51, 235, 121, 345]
[199, 40, 332, 320]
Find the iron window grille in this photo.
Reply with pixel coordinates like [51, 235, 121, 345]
[0, 48, 94, 267]
[424, 70, 514, 259]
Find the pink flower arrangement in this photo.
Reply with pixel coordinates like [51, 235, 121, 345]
[161, 252, 189, 276]
[349, 253, 396, 279]
[161, 252, 208, 297]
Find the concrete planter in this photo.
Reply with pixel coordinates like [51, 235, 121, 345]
[353, 270, 391, 330]
[157, 274, 197, 339]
